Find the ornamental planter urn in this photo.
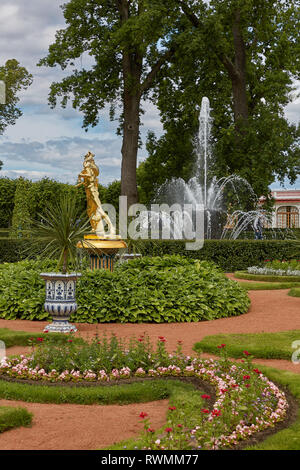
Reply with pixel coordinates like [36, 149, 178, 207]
[40, 272, 81, 333]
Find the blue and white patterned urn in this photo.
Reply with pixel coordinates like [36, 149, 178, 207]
[40, 272, 81, 333]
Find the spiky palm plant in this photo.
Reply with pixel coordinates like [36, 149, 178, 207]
[28, 194, 90, 273]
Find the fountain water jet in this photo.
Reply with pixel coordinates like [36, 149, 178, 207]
[140, 97, 293, 241]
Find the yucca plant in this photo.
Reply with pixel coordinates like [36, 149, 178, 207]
[25, 195, 92, 332]
[27, 194, 90, 273]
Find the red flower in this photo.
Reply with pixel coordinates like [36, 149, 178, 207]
[68, 340, 73, 343]
[201, 394, 211, 399]
[243, 375, 251, 380]
[158, 336, 166, 342]
[44, 330, 49, 333]
[165, 427, 173, 433]
[253, 368, 261, 374]
[243, 350, 250, 356]
[36, 337, 44, 342]
[168, 406, 176, 411]
[177, 340, 183, 345]
[177, 424, 183, 428]
[201, 409, 210, 413]
[245, 384, 251, 388]
[138, 338, 143, 342]
[231, 384, 238, 388]
[139, 412, 148, 419]
[211, 409, 222, 417]
[220, 389, 228, 394]
[217, 344, 226, 349]
[147, 428, 155, 433]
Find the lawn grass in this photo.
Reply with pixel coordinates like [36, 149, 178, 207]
[238, 281, 300, 290]
[0, 327, 84, 349]
[234, 271, 300, 282]
[0, 378, 196, 405]
[289, 288, 300, 298]
[0, 405, 32, 433]
[194, 330, 300, 360]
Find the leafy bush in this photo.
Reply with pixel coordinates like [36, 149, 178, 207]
[0, 259, 56, 321]
[0, 256, 250, 323]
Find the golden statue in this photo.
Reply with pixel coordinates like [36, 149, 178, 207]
[76, 151, 116, 236]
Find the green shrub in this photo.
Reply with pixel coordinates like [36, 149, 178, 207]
[128, 239, 300, 272]
[1, 238, 299, 271]
[0, 239, 29, 263]
[0, 256, 250, 323]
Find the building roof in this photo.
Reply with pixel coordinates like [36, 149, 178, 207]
[271, 190, 300, 203]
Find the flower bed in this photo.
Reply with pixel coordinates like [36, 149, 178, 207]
[0, 335, 289, 450]
[248, 259, 300, 277]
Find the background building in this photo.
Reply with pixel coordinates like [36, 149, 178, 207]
[271, 190, 300, 228]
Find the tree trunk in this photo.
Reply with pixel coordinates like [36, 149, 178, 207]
[121, 90, 141, 208]
[231, 9, 248, 133]
[117, 0, 142, 207]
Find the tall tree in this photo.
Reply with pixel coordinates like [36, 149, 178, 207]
[0, 59, 33, 136]
[38, 0, 181, 207]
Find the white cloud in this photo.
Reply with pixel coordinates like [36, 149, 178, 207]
[0, 135, 122, 184]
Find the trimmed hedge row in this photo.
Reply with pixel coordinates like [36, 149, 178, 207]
[1, 238, 300, 271]
[128, 239, 300, 272]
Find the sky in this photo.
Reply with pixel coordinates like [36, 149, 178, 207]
[0, 0, 299, 189]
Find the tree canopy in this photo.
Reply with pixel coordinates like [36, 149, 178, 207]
[138, 0, 300, 203]
[37, 0, 299, 205]
[0, 59, 33, 136]
[38, 0, 183, 206]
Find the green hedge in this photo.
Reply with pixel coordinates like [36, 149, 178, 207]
[128, 239, 300, 272]
[236, 228, 300, 240]
[0, 239, 29, 263]
[0, 256, 250, 323]
[0, 238, 299, 271]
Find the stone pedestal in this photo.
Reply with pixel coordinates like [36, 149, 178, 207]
[77, 234, 127, 271]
